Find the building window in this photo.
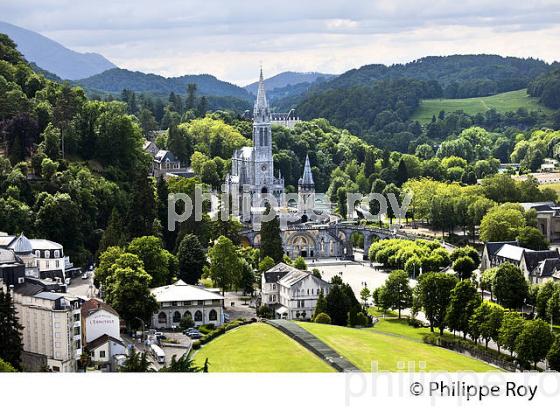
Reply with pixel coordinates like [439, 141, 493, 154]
[56, 260, 60, 268]
[100, 351, 106, 358]
[173, 311, 181, 323]
[194, 310, 203, 322]
[183, 311, 192, 318]
[45, 251, 50, 258]
[209, 309, 217, 321]
[35, 250, 40, 258]
[54, 250, 60, 258]
[46, 261, 50, 269]
[158, 312, 167, 324]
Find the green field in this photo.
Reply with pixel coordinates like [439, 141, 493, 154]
[411, 89, 551, 123]
[298, 321, 499, 372]
[192, 323, 334, 372]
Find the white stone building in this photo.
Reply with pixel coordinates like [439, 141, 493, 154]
[12, 284, 83, 372]
[0, 233, 68, 281]
[225, 69, 285, 207]
[80, 298, 121, 344]
[261, 263, 330, 320]
[150, 280, 224, 329]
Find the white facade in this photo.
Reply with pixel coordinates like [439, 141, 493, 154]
[226, 69, 285, 208]
[262, 263, 330, 320]
[81, 299, 120, 344]
[12, 289, 82, 372]
[88, 335, 126, 369]
[151, 280, 224, 329]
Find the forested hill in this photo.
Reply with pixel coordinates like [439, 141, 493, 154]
[77, 68, 253, 101]
[316, 55, 551, 98]
[244, 71, 335, 95]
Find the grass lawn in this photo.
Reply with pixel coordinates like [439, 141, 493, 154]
[411, 89, 551, 123]
[298, 322, 499, 372]
[541, 182, 560, 196]
[370, 318, 434, 342]
[192, 323, 334, 372]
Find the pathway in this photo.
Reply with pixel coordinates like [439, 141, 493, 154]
[267, 319, 361, 372]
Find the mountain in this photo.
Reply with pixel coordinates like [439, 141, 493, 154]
[0, 21, 116, 80]
[244, 71, 336, 95]
[77, 68, 253, 101]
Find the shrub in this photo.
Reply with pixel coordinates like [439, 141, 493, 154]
[180, 316, 195, 330]
[257, 305, 273, 319]
[198, 324, 216, 334]
[191, 340, 201, 350]
[314, 313, 332, 324]
[355, 312, 368, 327]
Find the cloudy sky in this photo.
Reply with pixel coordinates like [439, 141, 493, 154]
[1, 0, 559, 85]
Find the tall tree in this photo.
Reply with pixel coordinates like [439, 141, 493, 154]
[98, 208, 127, 254]
[446, 280, 481, 338]
[379, 270, 412, 319]
[492, 262, 528, 309]
[515, 319, 553, 369]
[186, 83, 198, 111]
[177, 234, 206, 284]
[498, 311, 525, 358]
[414, 272, 458, 334]
[0, 290, 23, 370]
[260, 208, 284, 263]
[207, 235, 242, 295]
[127, 174, 156, 239]
[127, 236, 177, 287]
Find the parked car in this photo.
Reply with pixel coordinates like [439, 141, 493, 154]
[81, 272, 89, 280]
[187, 332, 202, 340]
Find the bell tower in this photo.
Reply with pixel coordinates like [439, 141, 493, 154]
[253, 67, 273, 193]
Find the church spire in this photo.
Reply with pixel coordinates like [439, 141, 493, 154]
[254, 66, 269, 122]
[301, 154, 314, 186]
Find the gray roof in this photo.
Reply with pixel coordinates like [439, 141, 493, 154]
[151, 280, 224, 303]
[495, 244, 525, 262]
[299, 154, 314, 186]
[0, 248, 22, 265]
[485, 241, 519, 256]
[532, 258, 560, 278]
[263, 262, 297, 283]
[523, 249, 560, 273]
[8, 234, 33, 254]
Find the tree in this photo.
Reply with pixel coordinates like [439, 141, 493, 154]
[0, 357, 16, 372]
[177, 234, 206, 284]
[547, 335, 560, 371]
[127, 174, 156, 239]
[415, 272, 458, 334]
[446, 280, 481, 338]
[498, 312, 525, 358]
[293, 256, 307, 270]
[360, 286, 371, 308]
[259, 208, 284, 263]
[379, 270, 412, 319]
[536, 281, 558, 319]
[515, 319, 553, 369]
[313, 289, 327, 319]
[159, 353, 204, 372]
[186, 83, 198, 110]
[480, 268, 497, 300]
[314, 312, 331, 324]
[450, 246, 480, 266]
[479, 206, 525, 242]
[0, 289, 23, 369]
[516, 226, 549, 250]
[120, 351, 153, 372]
[238, 260, 256, 295]
[493, 263, 528, 309]
[98, 208, 127, 254]
[452, 256, 477, 280]
[127, 236, 177, 287]
[207, 235, 242, 295]
[104, 262, 159, 326]
[546, 288, 560, 325]
[258, 256, 276, 272]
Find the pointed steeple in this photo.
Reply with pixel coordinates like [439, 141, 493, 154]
[253, 66, 269, 122]
[301, 154, 314, 186]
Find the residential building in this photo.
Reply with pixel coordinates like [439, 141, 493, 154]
[0, 233, 68, 281]
[152, 150, 182, 178]
[480, 240, 559, 279]
[0, 248, 25, 287]
[87, 334, 126, 371]
[261, 262, 330, 320]
[81, 298, 121, 344]
[530, 258, 560, 284]
[143, 140, 159, 156]
[150, 280, 224, 329]
[12, 284, 83, 372]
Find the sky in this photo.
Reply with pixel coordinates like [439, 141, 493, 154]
[1, 0, 559, 85]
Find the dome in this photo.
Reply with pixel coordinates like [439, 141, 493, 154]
[9, 234, 33, 254]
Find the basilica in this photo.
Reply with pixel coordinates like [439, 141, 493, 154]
[225, 69, 315, 217]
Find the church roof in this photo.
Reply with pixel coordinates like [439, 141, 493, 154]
[300, 154, 314, 186]
[255, 67, 268, 111]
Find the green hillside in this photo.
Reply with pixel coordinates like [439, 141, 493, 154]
[411, 89, 552, 122]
